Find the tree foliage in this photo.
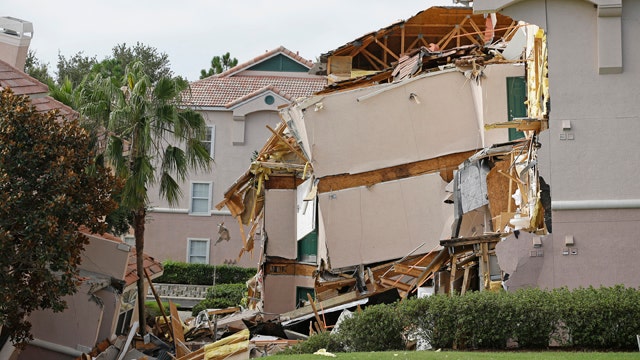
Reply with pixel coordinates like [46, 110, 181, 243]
[56, 51, 98, 87]
[81, 60, 211, 335]
[54, 42, 173, 87]
[0, 89, 119, 346]
[24, 50, 53, 85]
[200, 52, 238, 79]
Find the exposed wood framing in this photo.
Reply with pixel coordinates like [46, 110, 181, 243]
[317, 150, 477, 193]
[264, 261, 317, 277]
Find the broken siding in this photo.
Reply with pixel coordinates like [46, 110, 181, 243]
[318, 172, 450, 269]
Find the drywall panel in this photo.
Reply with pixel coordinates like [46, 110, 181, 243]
[264, 189, 296, 259]
[302, 70, 481, 177]
[296, 177, 316, 240]
[318, 172, 450, 269]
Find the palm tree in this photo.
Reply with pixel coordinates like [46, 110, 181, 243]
[82, 61, 211, 335]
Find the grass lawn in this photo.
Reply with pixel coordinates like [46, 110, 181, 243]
[266, 350, 640, 360]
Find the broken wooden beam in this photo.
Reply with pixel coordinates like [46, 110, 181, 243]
[317, 150, 477, 193]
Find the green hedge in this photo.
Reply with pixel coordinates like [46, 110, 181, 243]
[191, 283, 247, 316]
[154, 261, 256, 285]
[285, 286, 640, 354]
[397, 285, 640, 351]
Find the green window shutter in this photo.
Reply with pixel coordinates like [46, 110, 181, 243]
[247, 54, 309, 72]
[506, 76, 527, 141]
[296, 286, 315, 308]
[297, 230, 318, 263]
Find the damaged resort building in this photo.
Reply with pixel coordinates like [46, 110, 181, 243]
[3, 0, 640, 358]
[217, 0, 640, 320]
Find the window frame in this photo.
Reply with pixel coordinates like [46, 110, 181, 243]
[186, 238, 210, 264]
[189, 181, 213, 216]
[202, 125, 215, 160]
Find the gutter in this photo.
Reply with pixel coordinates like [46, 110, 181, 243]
[552, 199, 640, 210]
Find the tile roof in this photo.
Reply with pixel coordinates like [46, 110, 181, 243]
[0, 59, 78, 120]
[187, 76, 326, 108]
[186, 46, 326, 108]
[125, 247, 164, 287]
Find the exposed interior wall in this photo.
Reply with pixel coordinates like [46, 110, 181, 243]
[301, 70, 480, 177]
[264, 190, 296, 259]
[318, 172, 450, 269]
[263, 275, 314, 315]
[480, 64, 525, 145]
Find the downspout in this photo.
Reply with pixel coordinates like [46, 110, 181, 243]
[28, 338, 83, 357]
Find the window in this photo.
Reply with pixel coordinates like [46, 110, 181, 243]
[187, 238, 210, 264]
[190, 182, 212, 215]
[123, 235, 135, 247]
[202, 125, 215, 159]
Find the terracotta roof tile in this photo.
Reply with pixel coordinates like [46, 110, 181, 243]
[125, 248, 164, 287]
[186, 47, 326, 108]
[187, 75, 326, 108]
[0, 59, 79, 120]
[0, 59, 48, 96]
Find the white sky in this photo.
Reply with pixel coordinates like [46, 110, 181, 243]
[5, 0, 458, 81]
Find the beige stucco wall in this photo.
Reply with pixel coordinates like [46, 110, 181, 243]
[318, 172, 451, 269]
[144, 212, 262, 268]
[145, 107, 283, 265]
[478, 0, 640, 290]
[293, 64, 519, 179]
[264, 189, 296, 259]
[263, 275, 314, 315]
[27, 282, 104, 355]
[81, 235, 129, 280]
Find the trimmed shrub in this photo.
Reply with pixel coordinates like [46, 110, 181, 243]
[282, 332, 343, 355]
[336, 303, 406, 352]
[154, 261, 256, 285]
[191, 283, 247, 316]
[558, 285, 640, 350]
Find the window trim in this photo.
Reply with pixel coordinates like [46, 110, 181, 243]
[186, 238, 210, 264]
[189, 181, 213, 216]
[203, 125, 215, 160]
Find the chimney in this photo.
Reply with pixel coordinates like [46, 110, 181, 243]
[0, 16, 33, 71]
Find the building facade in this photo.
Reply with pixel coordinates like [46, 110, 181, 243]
[143, 47, 326, 268]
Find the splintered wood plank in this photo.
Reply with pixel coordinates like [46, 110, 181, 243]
[380, 277, 412, 292]
[315, 277, 356, 294]
[392, 263, 426, 278]
[318, 150, 477, 193]
[170, 300, 189, 358]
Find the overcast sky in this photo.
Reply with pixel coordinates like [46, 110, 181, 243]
[5, 1, 459, 81]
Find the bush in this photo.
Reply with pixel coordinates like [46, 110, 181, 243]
[154, 261, 256, 285]
[282, 332, 343, 355]
[557, 285, 640, 350]
[336, 303, 406, 352]
[191, 283, 247, 316]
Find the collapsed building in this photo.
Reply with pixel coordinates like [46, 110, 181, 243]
[215, 6, 550, 319]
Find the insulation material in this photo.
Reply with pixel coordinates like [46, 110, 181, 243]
[264, 190, 296, 259]
[318, 173, 449, 269]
